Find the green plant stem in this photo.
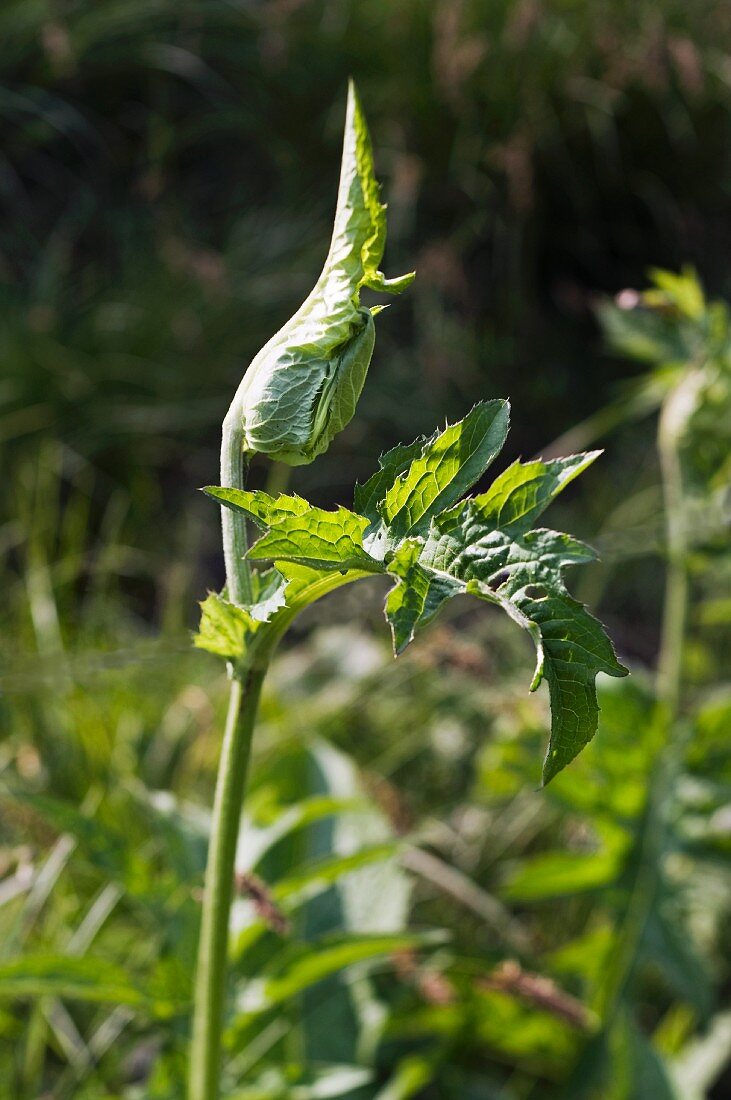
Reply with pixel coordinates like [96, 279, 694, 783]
[189, 666, 265, 1100]
[220, 411, 253, 606]
[189, 409, 261, 1100]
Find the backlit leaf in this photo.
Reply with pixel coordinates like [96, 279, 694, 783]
[193, 591, 259, 662]
[202, 405, 626, 781]
[247, 506, 379, 573]
[381, 401, 510, 536]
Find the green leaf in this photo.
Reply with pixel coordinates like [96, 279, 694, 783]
[202, 407, 626, 783]
[381, 401, 510, 536]
[354, 433, 435, 523]
[348, 80, 415, 296]
[374, 1055, 435, 1100]
[380, 450, 626, 782]
[511, 589, 628, 784]
[471, 452, 602, 534]
[605, 1011, 681, 1100]
[502, 848, 625, 902]
[273, 842, 403, 909]
[642, 905, 713, 1021]
[206, 486, 380, 572]
[240, 932, 430, 1016]
[248, 506, 379, 573]
[203, 486, 309, 527]
[385, 539, 464, 654]
[193, 591, 259, 662]
[648, 265, 706, 320]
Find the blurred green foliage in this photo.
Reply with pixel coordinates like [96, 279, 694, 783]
[1, 3, 730, 1098]
[2, 0, 731, 493]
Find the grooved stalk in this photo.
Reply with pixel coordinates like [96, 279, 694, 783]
[188, 668, 265, 1100]
[189, 409, 260, 1099]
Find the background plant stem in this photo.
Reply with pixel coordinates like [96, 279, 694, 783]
[655, 371, 699, 719]
[591, 371, 697, 1032]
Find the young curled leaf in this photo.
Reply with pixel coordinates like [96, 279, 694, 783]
[225, 81, 414, 467]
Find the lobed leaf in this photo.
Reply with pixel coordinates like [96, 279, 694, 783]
[382, 455, 627, 783]
[413, 510, 625, 781]
[203, 486, 309, 527]
[207, 486, 380, 572]
[202, 404, 626, 782]
[354, 433, 436, 523]
[513, 590, 629, 784]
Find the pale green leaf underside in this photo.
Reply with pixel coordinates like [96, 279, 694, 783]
[203, 404, 627, 783]
[204, 486, 309, 526]
[249, 507, 376, 572]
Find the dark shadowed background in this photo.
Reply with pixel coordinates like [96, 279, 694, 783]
[1, 4, 730, 1099]
[3, 2, 729, 592]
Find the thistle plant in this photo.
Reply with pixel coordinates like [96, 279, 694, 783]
[188, 84, 627, 1100]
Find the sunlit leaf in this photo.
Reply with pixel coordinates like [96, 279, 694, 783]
[203, 403, 625, 780]
[247, 506, 378, 573]
[384, 539, 464, 654]
[193, 591, 259, 662]
[381, 401, 510, 537]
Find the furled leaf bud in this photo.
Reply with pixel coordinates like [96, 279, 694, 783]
[224, 80, 413, 466]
